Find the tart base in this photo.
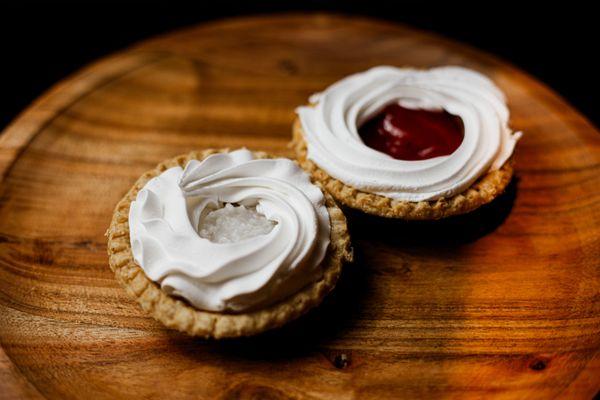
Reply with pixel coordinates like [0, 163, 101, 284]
[291, 118, 514, 220]
[106, 149, 353, 339]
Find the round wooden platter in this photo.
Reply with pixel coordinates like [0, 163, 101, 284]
[0, 13, 599, 400]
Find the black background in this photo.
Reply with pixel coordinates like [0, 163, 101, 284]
[1, 1, 598, 131]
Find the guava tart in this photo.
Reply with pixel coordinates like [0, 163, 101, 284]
[292, 66, 522, 219]
[106, 149, 352, 338]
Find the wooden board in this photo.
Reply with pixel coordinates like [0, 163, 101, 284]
[0, 14, 599, 399]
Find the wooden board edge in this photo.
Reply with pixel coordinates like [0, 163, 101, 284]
[0, 50, 167, 181]
[0, 345, 45, 399]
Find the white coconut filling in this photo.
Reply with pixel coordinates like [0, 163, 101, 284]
[198, 203, 277, 244]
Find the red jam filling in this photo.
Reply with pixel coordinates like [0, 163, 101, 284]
[358, 103, 464, 161]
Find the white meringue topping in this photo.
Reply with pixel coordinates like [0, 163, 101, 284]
[128, 149, 330, 312]
[296, 66, 522, 201]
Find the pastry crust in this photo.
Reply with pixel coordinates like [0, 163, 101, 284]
[106, 149, 352, 339]
[291, 118, 514, 220]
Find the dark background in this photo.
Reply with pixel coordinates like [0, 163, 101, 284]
[1, 1, 598, 131]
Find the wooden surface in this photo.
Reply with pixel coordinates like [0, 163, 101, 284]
[0, 14, 599, 400]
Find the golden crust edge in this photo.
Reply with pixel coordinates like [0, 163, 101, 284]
[106, 148, 352, 339]
[290, 118, 514, 220]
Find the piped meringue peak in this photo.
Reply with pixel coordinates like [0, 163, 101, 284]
[296, 66, 522, 202]
[128, 149, 331, 313]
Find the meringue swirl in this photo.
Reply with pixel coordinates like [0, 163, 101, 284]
[296, 66, 522, 201]
[128, 149, 330, 312]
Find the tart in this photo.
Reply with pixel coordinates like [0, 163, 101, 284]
[292, 66, 522, 220]
[106, 149, 352, 339]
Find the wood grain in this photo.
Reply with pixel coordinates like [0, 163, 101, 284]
[0, 13, 599, 399]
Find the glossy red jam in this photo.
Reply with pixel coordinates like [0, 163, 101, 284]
[358, 103, 464, 161]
